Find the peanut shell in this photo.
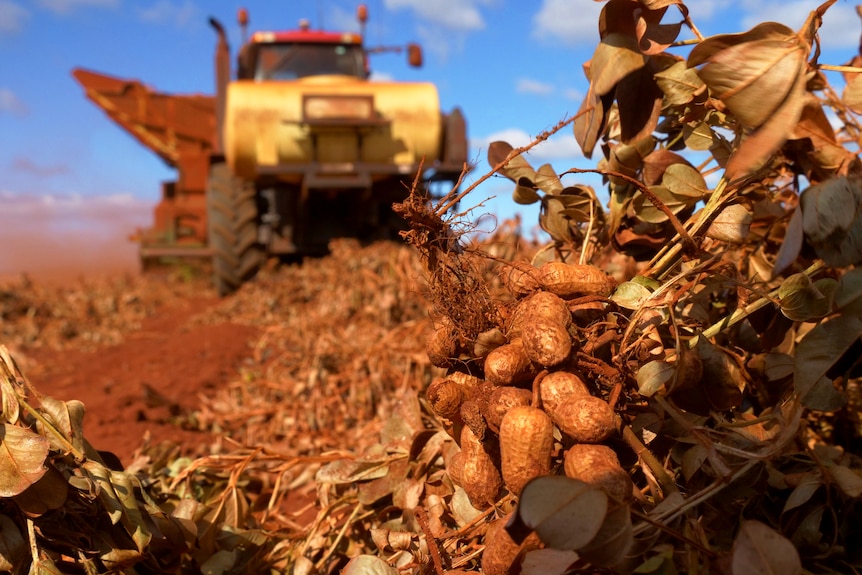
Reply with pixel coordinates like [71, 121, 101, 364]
[484, 339, 534, 386]
[507, 291, 571, 340]
[499, 406, 554, 496]
[552, 394, 616, 443]
[459, 426, 501, 509]
[521, 318, 572, 367]
[481, 514, 542, 575]
[426, 377, 465, 420]
[484, 386, 533, 434]
[501, 260, 541, 298]
[539, 371, 590, 416]
[426, 318, 459, 367]
[538, 261, 617, 298]
[564, 444, 633, 503]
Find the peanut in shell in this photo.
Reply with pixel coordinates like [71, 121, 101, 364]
[499, 406, 554, 496]
[538, 261, 617, 298]
[484, 339, 534, 386]
[481, 513, 542, 575]
[564, 444, 634, 503]
[538, 370, 590, 415]
[552, 394, 616, 443]
[507, 291, 571, 340]
[426, 377, 465, 420]
[459, 425, 502, 509]
[484, 386, 533, 434]
[521, 318, 573, 367]
[501, 260, 541, 298]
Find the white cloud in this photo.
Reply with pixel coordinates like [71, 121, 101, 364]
[740, 0, 860, 49]
[0, 1, 28, 34]
[516, 77, 554, 96]
[36, 0, 117, 14]
[0, 88, 27, 116]
[138, 0, 198, 27]
[533, 0, 603, 46]
[472, 127, 584, 162]
[385, 0, 489, 31]
[564, 88, 583, 101]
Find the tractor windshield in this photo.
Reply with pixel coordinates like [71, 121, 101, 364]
[255, 43, 366, 80]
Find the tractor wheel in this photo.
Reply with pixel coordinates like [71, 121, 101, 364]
[206, 163, 263, 296]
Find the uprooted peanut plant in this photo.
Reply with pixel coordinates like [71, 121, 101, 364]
[4, 1, 862, 574]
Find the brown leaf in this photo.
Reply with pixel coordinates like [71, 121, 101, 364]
[591, 32, 649, 97]
[634, 6, 683, 55]
[696, 35, 805, 130]
[0, 424, 49, 497]
[573, 87, 607, 158]
[642, 149, 690, 185]
[800, 176, 862, 267]
[724, 72, 809, 181]
[732, 520, 802, 575]
[616, 65, 664, 143]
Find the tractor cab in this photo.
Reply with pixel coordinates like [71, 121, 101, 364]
[234, 6, 422, 82]
[238, 29, 368, 81]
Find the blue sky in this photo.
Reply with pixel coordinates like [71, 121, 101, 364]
[2, 0, 862, 277]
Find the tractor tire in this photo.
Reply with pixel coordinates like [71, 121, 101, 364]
[206, 163, 263, 296]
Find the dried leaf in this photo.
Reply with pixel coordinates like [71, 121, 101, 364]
[654, 61, 706, 106]
[800, 176, 862, 267]
[591, 33, 649, 97]
[783, 473, 821, 512]
[772, 206, 804, 277]
[731, 520, 802, 575]
[0, 515, 26, 571]
[0, 423, 49, 497]
[488, 140, 537, 184]
[573, 87, 608, 158]
[794, 314, 861, 409]
[827, 465, 862, 497]
[705, 204, 752, 243]
[342, 554, 398, 575]
[616, 65, 664, 143]
[636, 360, 675, 397]
[724, 73, 808, 181]
[843, 74, 862, 114]
[778, 273, 837, 322]
[508, 475, 607, 550]
[662, 163, 707, 198]
[613, 281, 653, 311]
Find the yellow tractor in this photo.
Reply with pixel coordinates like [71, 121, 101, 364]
[75, 5, 468, 295]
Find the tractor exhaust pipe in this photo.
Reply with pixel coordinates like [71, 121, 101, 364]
[209, 17, 229, 156]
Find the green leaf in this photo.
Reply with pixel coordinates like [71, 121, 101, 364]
[0, 424, 49, 497]
[794, 314, 861, 409]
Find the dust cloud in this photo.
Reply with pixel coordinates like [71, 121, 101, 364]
[0, 193, 153, 282]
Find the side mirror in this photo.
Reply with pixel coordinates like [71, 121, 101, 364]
[407, 43, 423, 68]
